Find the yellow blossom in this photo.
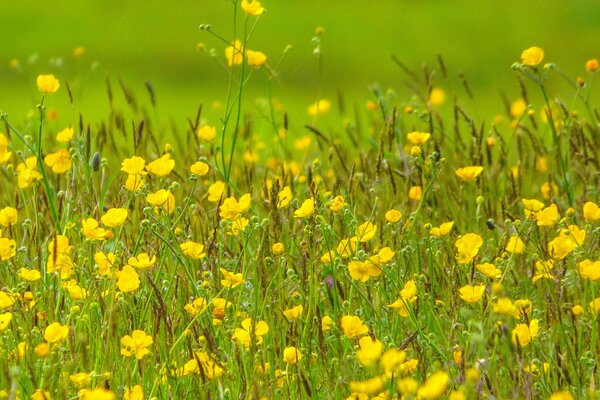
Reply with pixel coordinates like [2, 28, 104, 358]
[356, 221, 377, 242]
[512, 319, 539, 347]
[417, 371, 449, 400]
[44, 322, 69, 343]
[476, 263, 501, 279]
[583, 201, 600, 221]
[207, 181, 225, 202]
[180, 241, 205, 259]
[241, 0, 265, 16]
[271, 242, 284, 255]
[124, 385, 144, 400]
[430, 221, 454, 237]
[146, 189, 176, 214]
[459, 284, 486, 303]
[18, 268, 41, 282]
[190, 161, 210, 176]
[246, 50, 267, 67]
[385, 209, 402, 223]
[356, 336, 383, 366]
[37, 74, 60, 94]
[121, 156, 146, 175]
[225, 40, 244, 66]
[128, 253, 156, 270]
[294, 198, 314, 218]
[146, 153, 175, 176]
[0, 312, 12, 331]
[455, 233, 483, 264]
[101, 208, 128, 227]
[232, 318, 269, 348]
[308, 99, 331, 116]
[536, 203, 559, 226]
[56, 127, 74, 143]
[578, 259, 600, 281]
[505, 235, 525, 254]
[408, 186, 422, 201]
[350, 376, 387, 395]
[81, 218, 106, 240]
[120, 330, 153, 359]
[406, 131, 431, 145]
[220, 268, 244, 288]
[521, 47, 544, 66]
[283, 346, 302, 364]
[44, 149, 72, 174]
[277, 186, 293, 208]
[0, 207, 18, 227]
[283, 304, 303, 321]
[455, 166, 484, 182]
[117, 265, 140, 292]
[340, 315, 369, 338]
[329, 195, 346, 212]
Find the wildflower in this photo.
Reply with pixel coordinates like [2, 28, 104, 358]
[406, 131, 431, 145]
[572, 305, 584, 316]
[271, 242, 284, 255]
[180, 241, 205, 259]
[455, 233, 483, 264]
[408, 186, 422, 201]
[183, 352, 223, 379]
[321, 315, 334, 331]
[532, 259, 555, 283]
[0, 312, 12, 331]
[44, 149, 72, 173]
[356, 336, 384, 366]
[120, 330, 153, 359]
[121, 156, 146, 175]
[18, 268, 41, 282]
[307, 99, 331, 116]
[341, 315, 369, 338]
[385, 209, 402, 223]
[56, 127, 74, 143]
[348, 260, 380, 282]
[220, 268, 244, 287]
[521, 47, 544, 66]
[397, 377, 418, 395]
[586, 58, 599, 72]
[220, 193, 251, 220]
[124, 385, 144, 400]
[578, 259, 600, 281]
[0, 207, 17, 227]
[16, 156, 43, 188]
[417, 371, 450, 400]
[228, 217, 249, 236]
[241, 0, 265, 16]
[246, 50, 267, 67]
[125, 174, 145, 192]
[207, 181, 225, 202]
[277, 186, 293, 208]
[101, 208, 128, 227]
[548, 226, 585, 259]
[146, 189, 176, 214]
[283, 346, 302, 364]
[329, 195, 346, 212]
[184, 298, 206, 316]
[540, 181, 558, 199]
[81, 218, 106, 240]
[550, 391, 575, 400]
[349, 376, 387, 395]
[589, 298, 600, 314]
[146, 153, 175, 176]
[428, 87, 446, 106]
[0, 239, 14, 260]
[44, 322, 69, 343]
[505, 235, 525, 254]
[283, 305, 303, 321]
[583, 201, 600, 221]
[356, 221, 377, 242]
[476, 263, 501, 279]
[455, 166, 483, 182]
[459, 284, 486, 303]
[0, 133, 12, 164]
[294, 198, 314, 218]
[37, 74, 60, 94]
[389, 280, 418, 317]
[232, 318, 269, 348]
[190, 161, 209, 176]
[430, 221, 454, 237]
[94, 251, 116, 276]
[128, 253, 156, 270]
[512, 319, 539, 347]
[536, 203, 559, 226]
[225, 40, 244, 66]
[116, 265, 140, 292]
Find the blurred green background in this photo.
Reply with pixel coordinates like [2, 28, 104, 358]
[1, 0, 599, 127]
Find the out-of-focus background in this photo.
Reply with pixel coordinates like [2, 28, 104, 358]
[1, 0, 599, 125]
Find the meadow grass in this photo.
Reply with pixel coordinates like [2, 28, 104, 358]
[0, 2, 599, 400]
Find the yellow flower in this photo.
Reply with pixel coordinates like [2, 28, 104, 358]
[583, 201, 600, 221]
[389, 280, 418, 317]
[0, 238, 16, 261]
[397, 377, 418, 395]
[44, 322, 69, 343]
[271, 242, 284, 255]
[101, 208, 128, 228]
[586, 58, 599, 73]
[350, 376, 387, 395]
[207, 181, 226, 202]
[124, 385, 144, 400]
[459, 284, 486, 303]
[294, 198, 314, 218]
[225, 40, 244, 67]
[95, 251, 116, 276]
[577, 259, 600, 281]
[548, 226, 585, 260]
[0, 133, 12, 164]
[536, 203, 559, 226]
[120, 330, 153, 359]
[220, 193, 251, 220]
[428, 87, 446, 106]
[146, 189, 176, 214]
[44, 149, 72, 174]
[511, 319, 539, 347]
[406, 131, 431, 145]
[32, 390, 52, 400]
[572, 305, 584, 316]
[69, 372, 92, 388]
[408, 186, 422, 201]
[190, 161, 210, 176]
[549, 391, 574, 400]
[417, 371, 449, 400]
[340, 315, 369, 338]
[510, 99, 527, 118]
[430, 221, 454, 237]
[117, 265, 140, 292]
[146, 153, 175, 176]
[81, 218, 107, 240]
[476, 263, 501, 279]
[0, 207, 17, 227]
[282, 346, 302, 364]
[37, 74, 60, 94]
[220, 268, 244, 288]
[348, 260, 381, 282]
[521, 47, 544, 66]
[455, 233, 483, 264]
[128, 253, 156, 270]
[56, 127, 74, 143]
[356, 221, 377, 242]
[125, 174, 145, 192]
[321, 315, 334, 331]
[16, 156, 43, 188]
[246, 50, 267, 67]
[18, 268, 41, 282]
[232, 318, 269, 348]
[505, 235, 525, 254]
[228, 217, 249, 236]
[241, 0, 265, 16]
[329, 195, 346, 212]
[283, 304, 303, 321]
[532, 259, 555, 283]
[121, 156, 146, 175]
[183, 351, 224, 379]
[589, 297, 600, 315]
[307, 99, 331, 116]
[197, 125, 217, 141]
[385, 209, 402, 223]
[180, 241, 205, 259]
[184, 298, 207, 316]
[455, 166, 484, 182]
[0, 312, 12, 331]
[356, 336, 383, 366]
[540, 181, 558, 199]
[493, 297, 519, 318]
